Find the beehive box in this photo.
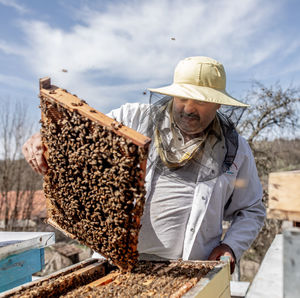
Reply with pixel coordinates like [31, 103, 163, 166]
[39, 78, 151, 271]
[267, 170, 300, 222]
[0, 259, 231, 298]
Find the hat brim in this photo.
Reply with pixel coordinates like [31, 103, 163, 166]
[148, 83, 249, 107]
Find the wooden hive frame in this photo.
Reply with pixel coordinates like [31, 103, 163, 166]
[81, 260, 229, 298]
[39, 77, 151, 271]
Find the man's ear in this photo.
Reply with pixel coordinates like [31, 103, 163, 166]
[217, 104, 221, 110]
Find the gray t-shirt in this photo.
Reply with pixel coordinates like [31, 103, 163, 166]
[138, 162, 196, 259]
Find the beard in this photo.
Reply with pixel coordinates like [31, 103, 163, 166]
[173, 111, 204, 135]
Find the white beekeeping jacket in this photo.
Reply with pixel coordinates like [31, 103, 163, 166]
[107, 102, 266, 262]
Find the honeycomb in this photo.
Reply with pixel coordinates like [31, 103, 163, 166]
[8, 260, 104, 298]
[64, 261, 214, 297]
[7, 261, 215, 298]
[39, 79, 150, 271]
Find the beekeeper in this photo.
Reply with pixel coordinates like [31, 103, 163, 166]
[23, 56, 265, 274]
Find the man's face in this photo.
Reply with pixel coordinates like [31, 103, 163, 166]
[172, 97, 220, 135]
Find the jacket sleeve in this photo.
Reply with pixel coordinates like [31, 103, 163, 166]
[222, 137, 266, 261]
[107, 103, 149, 131]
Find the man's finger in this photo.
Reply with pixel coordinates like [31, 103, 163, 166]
[35, 150, 48, 174]
[30, 157, 42, 175]
[22, 132, 47, 175]
[208, 251, 221, 261]
[208, 244, 236, 274]
[22, 139, 33, 162]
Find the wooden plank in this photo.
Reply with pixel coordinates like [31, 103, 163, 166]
[39, 77, 51, 90]
[267, 209, 300, 222]
[46, 218, 76, 240]
[182, 262, 230, 298]
[87, 272, 120, 287]
[283, 228, 300, 298]
[246, 234, 282, 298]
[0, 232, 54, 260]
[40, 83, 151, 148]
[268, 170, 300, 221]
[67, 261, 105, 278]
[230, 281, 250, 298]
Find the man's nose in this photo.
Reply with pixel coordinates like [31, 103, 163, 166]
[183, 100, 197, 114]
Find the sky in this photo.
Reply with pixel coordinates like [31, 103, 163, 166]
[0, 0, 299, 127]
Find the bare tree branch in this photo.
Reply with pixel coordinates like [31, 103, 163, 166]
[238, 81, 300, 148]
[237, 81, 300, 271]
[0, 99, 42, 231]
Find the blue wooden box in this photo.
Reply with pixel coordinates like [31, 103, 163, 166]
[0, 248, 44, 292]
[0, 232, 55, 293]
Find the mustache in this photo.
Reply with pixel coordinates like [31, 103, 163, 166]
[180, 112, 200, 120]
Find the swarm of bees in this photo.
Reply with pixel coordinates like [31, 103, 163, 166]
[9, 260, 215, 297]
[9, 263, 103, 298]
[39, 94, 148, 271]
[63, 261, 215, 297]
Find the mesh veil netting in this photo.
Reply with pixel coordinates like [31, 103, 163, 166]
[141, 93, 246, 183]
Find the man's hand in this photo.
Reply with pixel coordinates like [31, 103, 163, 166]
[22, 132, 48, 175]
[208, 243, 236, 274]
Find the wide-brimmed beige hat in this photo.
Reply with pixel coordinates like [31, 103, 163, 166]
[149, 56, 249, 107]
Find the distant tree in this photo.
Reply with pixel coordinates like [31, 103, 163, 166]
[0, 99, 42, 230]
[237, 82, 300, 276]
[238, 81, 300, 176]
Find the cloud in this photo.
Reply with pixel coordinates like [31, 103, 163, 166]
[4, 0, 298, 111]
[0, 73, 35, 91]
[0, 40, 25, 55]
[23, 0, 276, 74]
[0, 0, 30, 14]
